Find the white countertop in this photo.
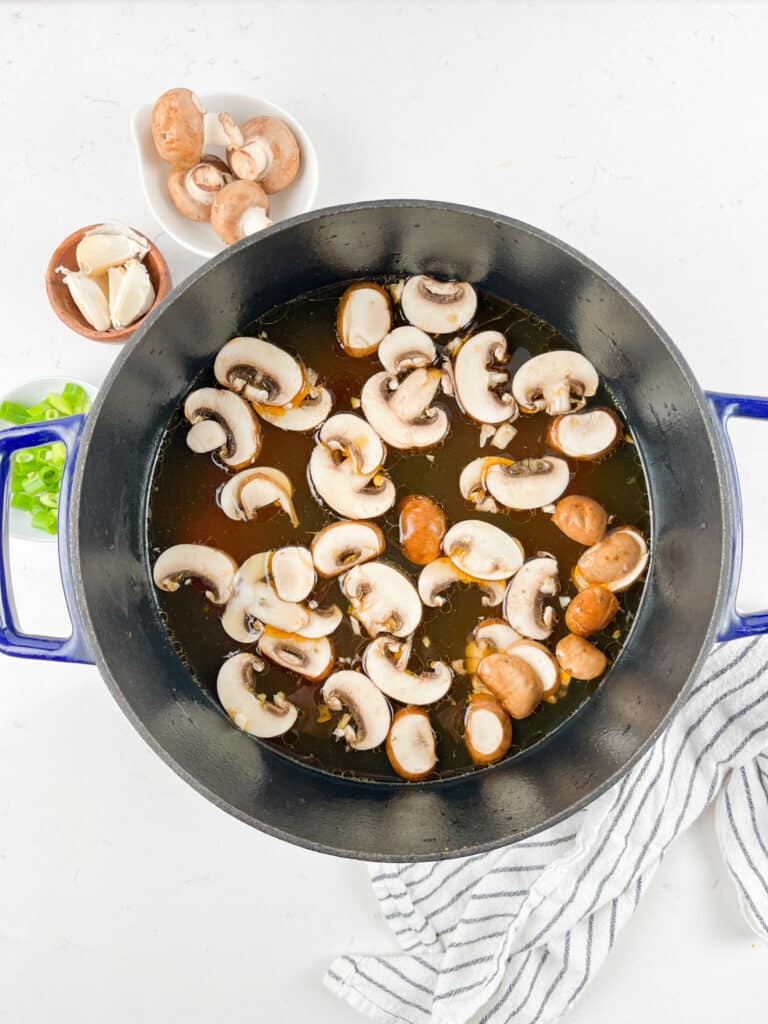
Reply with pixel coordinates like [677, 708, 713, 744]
[2, 2, 767, 1020]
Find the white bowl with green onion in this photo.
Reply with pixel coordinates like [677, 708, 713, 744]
[0, 377, 97, 543]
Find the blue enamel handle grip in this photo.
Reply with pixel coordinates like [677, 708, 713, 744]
[707, 391, 768, 641]
[0, 415, 93, 663]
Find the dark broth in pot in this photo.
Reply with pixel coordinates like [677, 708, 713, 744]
[147, 281, 650, 782]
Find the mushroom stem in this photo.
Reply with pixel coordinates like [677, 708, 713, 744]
[203, 110, 243, 149]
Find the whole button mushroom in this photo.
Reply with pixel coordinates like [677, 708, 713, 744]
[464, 693, 512, 766]
[398, 495, 447, 565]
[565, 586, 619, 637]
[210, 180, 272, 244]
[228, 116, 301, 194]
[477, 652, 544, 720]
[552, 495, 608, 546]
[168, 156, 232, 222]
[152, 88, 243, 166]
[555, 634, 608, 681]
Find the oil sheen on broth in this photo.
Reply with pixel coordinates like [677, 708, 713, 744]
[147, 281, 650, 782]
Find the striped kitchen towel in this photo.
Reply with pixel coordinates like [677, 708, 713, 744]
[325, 635, 768, 1024]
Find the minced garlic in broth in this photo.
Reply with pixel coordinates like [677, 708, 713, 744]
[147, 280, 650, 782]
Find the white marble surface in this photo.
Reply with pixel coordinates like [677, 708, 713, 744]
[1, 2, 767, 1021]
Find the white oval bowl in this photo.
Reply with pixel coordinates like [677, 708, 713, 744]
[132, 92, 320, 259]
[0, 377, 98, 543]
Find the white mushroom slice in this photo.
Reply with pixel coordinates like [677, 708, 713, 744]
[512, 351, 599, 416]
[506, 639, 560, 697]
[378, 326, 436, 374]
[319, 413, 385, 475]
[219, 468, 298, 527]
[311, 520, 385, 577]
[214, 336, 304, 407]
[454, 331, 518, 425]
[184, 388, 262, 469]
[186, 419, 228, 454]
[259, 632, 335, 681]
[400, 275, 477, 334]
[363, 635, 452, 706]
[336, 283, 392, 358]
[417, 557, 506, 608]
[361, 369, 449, 450]
[342, 562, 422, 638]
[308, 445, 395, 519]
[153, 544, 237, 605]
[322, 670, 391, 750]
[221, 552, 310, 642]
[473, 618, 522, 651]
[574, 526, 649, 592]
[503, 557, 560, 641]
[217, 653, 298, 738]
[255, 387, 333, 432]
[386, 707, 438, 780]
[296, 605, 344, 638]
[547, 408, 622, 460]
[485, 457, 570, 511]
[270, 546, 315, 603]
[458, 457, 500, 512]
[442, 520, 524, 581]
[464, 694, 512, 766]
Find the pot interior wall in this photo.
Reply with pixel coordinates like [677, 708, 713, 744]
[72, 203, 727, 859]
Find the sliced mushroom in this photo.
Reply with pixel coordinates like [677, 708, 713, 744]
[464, 693, 512, 766]
[400, 275, 477, 334]
[378, 326, 436, 374]
[505, 639, 560, 697]
[270, 546, 315, 604]
[360, 368, 449, 449]
[227, 116, 301, 194]
[485, 456, 570, 510]
[321, 670, 391, 750]
[214, 336, 303, 407]
[454, 331, 518, 425]
[153, 544, 237, 604]
[221, 552, 310, 642]
[219, 467, 298, 527]
[548, 408, 622, 460]
[151, 88, 243, 165]
[259, 631, 335, 681]
[309, 445, 396, 520]
[512, 351, 599, 416]
[503, 556, 559, 641]
[458, 456, 501, 513]
[476, 652, 543, 719]
[363, 636, 452, 705]
[296, 604, 344, 639]
[318, 413, 384, 475]
[342, 561, 422, 638]
[473, 618, 522, 652]
[311, 520, 385, 577]
[255, 387, 333, 432]
[442, 520, 524, 581]
[183, 388, 262, 469]
[386, 707, 438, 780]
[217, 653, 298, 737]
[210, 180, 272, 244]
[574, 527, 649, 592]
[417, 557, 506, 608]
[336, 283, 392, 358]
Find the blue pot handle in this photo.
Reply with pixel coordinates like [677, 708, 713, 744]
[707, 391, 768, 641]
[0, 414, 93, 663]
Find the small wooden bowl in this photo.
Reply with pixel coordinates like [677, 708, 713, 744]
[45, 224, 172, 342]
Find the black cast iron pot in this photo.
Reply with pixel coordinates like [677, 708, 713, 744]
[2, 201, 767, 861]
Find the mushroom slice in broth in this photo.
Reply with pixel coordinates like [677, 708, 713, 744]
[512, 351, 598, 416]
[503, 556, 560, 641]
[363, 635, 452, 706]
[485, 457, 570, 511]
[153, 544, 237, 605]
[443, 520, 524, 581]
[386, 707, 438, 781]
[417, 557, 506, 609]
[548, 407, 622, 460]
[454, 331, 518, 425]
[311, 520, 385, 578]
[574, 527, 649, 592]
[361, 368, 449, 450]
[378, 326, 436, 374]
[342, 562, 422, 638]
[214, 336, 304, 407]
[258, 631, 336, 681]
[336, 283, 392, 358]
[219, 467, 298, 527]
[183, 387, 262, 469]
[322, 670, 391, 750]
[217, 653, 298, 738]
[400, 275, 477, 334]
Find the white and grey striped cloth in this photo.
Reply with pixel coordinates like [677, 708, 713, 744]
[326, 636, 768, 1024]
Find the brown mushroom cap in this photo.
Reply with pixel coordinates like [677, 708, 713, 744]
[565, 586, 619, 637]
[152, 88, 205, 166]
[210, 180, 270, 245]
[555, 634, 607, 680]
[477, 652, 544, 719]
[230, 116, 301, 194]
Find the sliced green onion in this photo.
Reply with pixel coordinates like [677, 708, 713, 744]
[39, 492, 59, 509]
[0, 400, 30, 424]
[46, 393, 74, 416]
[30, 509, 57, 533]
[11, 493, 36, 511]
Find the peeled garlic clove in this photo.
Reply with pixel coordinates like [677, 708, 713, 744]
[109, 259, 155, 329]
[108, 266, 126, 324]
[76, 231, 148, 276]
[84, 221, 150, 248]
[58, 268, 112, 332]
